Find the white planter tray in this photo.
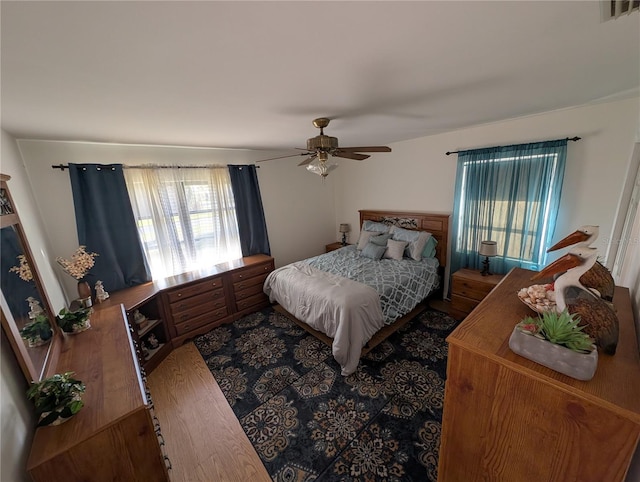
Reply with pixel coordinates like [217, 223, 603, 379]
[508, 327, 598, 381]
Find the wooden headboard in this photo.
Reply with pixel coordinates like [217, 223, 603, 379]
[359, 209, 450, 270]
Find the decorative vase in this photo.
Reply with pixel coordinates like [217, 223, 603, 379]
[77, 280, 92, 307]
[508, 326, 598, 381]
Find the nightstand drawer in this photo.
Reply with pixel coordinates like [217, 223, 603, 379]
[451, 277, 495, 302]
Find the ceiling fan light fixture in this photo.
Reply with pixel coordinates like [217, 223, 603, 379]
[306, 157, 337, 178]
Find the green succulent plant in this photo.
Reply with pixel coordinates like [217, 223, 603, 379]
[516, 309, 594, 354]
[19, 314, 53, 346]
[26, 372, 86, 426]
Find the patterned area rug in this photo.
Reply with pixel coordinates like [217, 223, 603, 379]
[193, 306, 458, 482]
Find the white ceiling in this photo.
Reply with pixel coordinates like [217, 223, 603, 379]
[1, 1, 638, 153]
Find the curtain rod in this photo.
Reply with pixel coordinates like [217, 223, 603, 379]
[445, 136, 581, 156]
[51, 164, 259, 170]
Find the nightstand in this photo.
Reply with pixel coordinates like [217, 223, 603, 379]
[450, 268, 504, 320]
[326, 242, 350, 253]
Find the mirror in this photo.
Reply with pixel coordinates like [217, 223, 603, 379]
[0, 174, 59, 382]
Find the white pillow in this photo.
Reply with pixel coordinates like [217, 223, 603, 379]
[384, 239, 408, 260]
[357, 230, 380, 250]
[391, 226, 432, 261]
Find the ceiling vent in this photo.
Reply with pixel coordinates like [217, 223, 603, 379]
[601, 0, 639, 20]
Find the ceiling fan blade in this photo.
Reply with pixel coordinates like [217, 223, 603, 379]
[298, 154, 318, 166]
[337, 146, 392, 153]
[333, 151, 370, 161]
[256, 152, 313, 163]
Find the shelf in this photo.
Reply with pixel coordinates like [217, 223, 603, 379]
[137, 318, 161, 338]
[144, 343, 166, 361]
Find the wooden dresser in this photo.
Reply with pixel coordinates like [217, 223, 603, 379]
[161, 254, 274, 346]
[97, 255, 275, 362]
[449, 268, 503, 320]
[27, 305, 169, 481]
[438, 268, 640, 482]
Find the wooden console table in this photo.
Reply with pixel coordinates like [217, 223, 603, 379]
[438, 267, 640, 482]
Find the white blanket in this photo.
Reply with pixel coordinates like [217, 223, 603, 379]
[263, 261, 384, 375]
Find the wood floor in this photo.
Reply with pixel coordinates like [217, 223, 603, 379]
[147, 343, 270, 482]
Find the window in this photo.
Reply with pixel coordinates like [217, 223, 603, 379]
[451, 140, 568, 277]
[124, 167, 242, 279]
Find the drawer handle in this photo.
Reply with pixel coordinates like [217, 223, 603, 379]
[238, 274, 243, 279]
[180, 314, 188, 321]
[178, 303, 187, 309]
[237, 282, 246, 289]
[177, 293, 182, 298]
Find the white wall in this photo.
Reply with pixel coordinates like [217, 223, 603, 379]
[16, 140, 336, 300]
[334, 98, 640, 275]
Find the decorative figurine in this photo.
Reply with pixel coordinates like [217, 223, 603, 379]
[95, 280, 110, 303]
[133, 310, 148, 329]
[27, 296, 44, 319]
[140, 341, 150, 359]
[147, 333, 159, 349]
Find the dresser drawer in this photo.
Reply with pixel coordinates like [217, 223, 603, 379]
[166, 277, 225, 303]
[233, 272, 269, 293]
[173, 306, 229, 336]
[451, 277, 495, 301]
[235, 282, 267, 301]
[230, 261, 274, 283]
[171, 298, 227, 324]
[169, 288, 225, 316]
[235, 292, 269, 312]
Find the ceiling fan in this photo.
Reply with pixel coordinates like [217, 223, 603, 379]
[256, 118, 391, 178]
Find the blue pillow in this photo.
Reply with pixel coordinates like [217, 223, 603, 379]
[360, 242, 386, 260]
[370, 233, 393, 246]
[362, 220, 390, 233]
[422, 236, 438, 259]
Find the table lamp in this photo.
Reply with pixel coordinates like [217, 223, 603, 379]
[339, 224, 350, 246]
[479, 240, 498, 276]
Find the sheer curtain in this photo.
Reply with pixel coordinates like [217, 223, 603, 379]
[124, 166, 242, 279]
[450, 140, 567, 277]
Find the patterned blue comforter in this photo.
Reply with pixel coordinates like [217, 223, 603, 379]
[305, 245, 440, 324]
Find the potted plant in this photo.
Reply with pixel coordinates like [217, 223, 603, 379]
[26, 372, 86, 426]
[19, 314, 53, 347]
[509, 309, 598, 381]
[56, 306, 92, 334]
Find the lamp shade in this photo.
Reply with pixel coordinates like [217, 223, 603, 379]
[479, 240, 498, 257]
[339, 224, 350, 233]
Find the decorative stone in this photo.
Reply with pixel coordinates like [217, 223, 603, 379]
[508, 327, 598, 381]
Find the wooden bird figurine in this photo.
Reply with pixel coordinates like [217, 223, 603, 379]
[532, 246, 619, 355]
[547, 225, 615, 302]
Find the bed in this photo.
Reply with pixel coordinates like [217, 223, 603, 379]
[263, 209, 450, 375]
